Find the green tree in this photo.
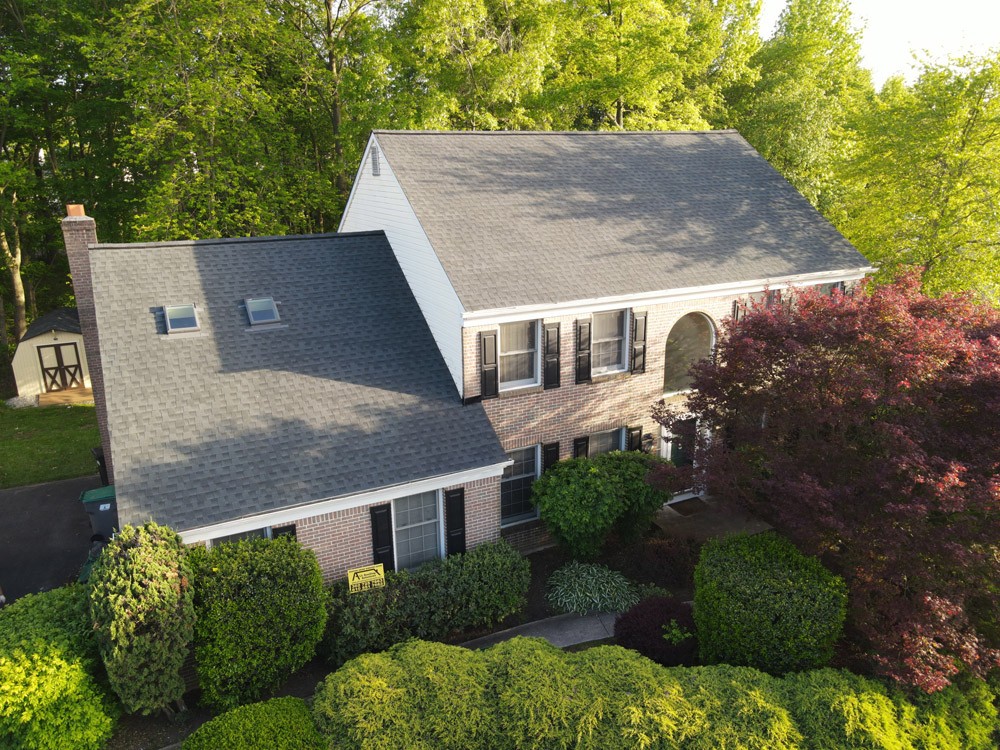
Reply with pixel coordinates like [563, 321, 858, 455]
[840, 56, 1000, 303]
[728, 0, 871, 212]
[88, 522, 195, 715]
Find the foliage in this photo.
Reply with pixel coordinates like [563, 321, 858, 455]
[532, 453, 670, 559]
[182, 696, 325, 750]
[88, 522, 194, 715]
[840, 55, 1000, 303]
[546, 561, 658, 615]
[694, 532, 847, 674]
[190, 536, 327, 710]
[0, 404, 100, 488]
[323, 540, 529, 667]
[614, 596, 698, 667]
[655, 277, 1000, 690]
[0, 585, 116, 750]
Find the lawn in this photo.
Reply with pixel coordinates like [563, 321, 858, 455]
[0, 403, 100, 488]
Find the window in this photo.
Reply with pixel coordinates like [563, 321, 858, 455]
[209, 527, 269, 547]
[592, 310, 627, 375]
[590, 427, 624, 457]
[501, 446, 539, 525]
[245, 297, 280, 325]
[164, 304, 199, 333]
[393, 491, 441, 570]
[663, 313, 715, 394]
[816, 281, 845, 296]
[499, 320, 539, 389]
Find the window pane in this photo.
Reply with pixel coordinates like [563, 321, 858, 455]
[500, 321, 535, 353]
[589, 429, 621, 456]
[247, 297, 279, 324]
[500, 321, 537, 386]
[593, 311, 624, 340]
[500, 352, 535, 383]
[592, 340, 623, 370]
[502, 447, 538, 523]
[664, 314, 714, 392]
[165, 304, 198, 332]
[394, 491, 439, 570]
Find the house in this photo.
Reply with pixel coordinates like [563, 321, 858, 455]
[339, 130, 872, 550]
[61, 212, 508, 579]
[11, 307, 92, 401]
[63, 130, 871, 578]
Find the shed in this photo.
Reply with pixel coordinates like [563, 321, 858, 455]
[12, 308, 92, 400]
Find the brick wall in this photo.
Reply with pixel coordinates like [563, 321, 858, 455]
[295, 475, 502, 582]
[60, 211, 113, 480]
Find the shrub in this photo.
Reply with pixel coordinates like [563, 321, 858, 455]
[323, 541, 529, 667]
[904, 672, 999, 750]
[88, 522, 195, 714]
[547, 561, 659, 615]
[670, 665, 804, 750]
[182, 696, 324, 750]
[0, 585, 116, 750]
[191, 536, 327, 710]
[694, 532, 847, 674]
[614, 596, 698, 667]
[638, 535, 702, 589]
[593, 451, 670, 540]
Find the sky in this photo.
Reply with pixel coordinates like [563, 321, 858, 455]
[758, 0, 1000, 88]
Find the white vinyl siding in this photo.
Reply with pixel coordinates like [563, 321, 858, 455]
[340, 138, 466, 395]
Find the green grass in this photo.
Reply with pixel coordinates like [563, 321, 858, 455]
[0, 404, 100, 488]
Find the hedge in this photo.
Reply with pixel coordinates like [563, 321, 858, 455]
[312, 637, 999, 750]
[182, 697, 325, 750]
[694, 532, 847, 674]
[190, 536, 327, 710]
[532, 453, 670, 559]
[323, 540, 529, 667]
[88, 522, 195, 714]
[0, 585, 117, 750]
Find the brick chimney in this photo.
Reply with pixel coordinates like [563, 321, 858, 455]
[62, 205, 113, 483]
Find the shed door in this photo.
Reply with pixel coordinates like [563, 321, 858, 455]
[37, 343, 83, 392]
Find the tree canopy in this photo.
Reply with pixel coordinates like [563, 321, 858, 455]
[653, 277, 1000, 691]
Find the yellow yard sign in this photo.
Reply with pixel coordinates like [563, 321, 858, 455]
[348, 563, 386, 594]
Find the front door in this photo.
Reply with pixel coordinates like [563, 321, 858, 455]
[37, 343, 84, 392]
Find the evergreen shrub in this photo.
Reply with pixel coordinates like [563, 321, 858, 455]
[182, 696, 324, 750]
[88, 522, 194, 714]
[546, 561, 659, 615]
[323, 540, 528, 667]
[694, 532, 847, 674]
[614, 596, 698, 666]
[0, 585, 116, 749]
[191, 536, 327, 710]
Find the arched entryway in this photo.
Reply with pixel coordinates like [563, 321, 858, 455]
[663, 313, 715, 394]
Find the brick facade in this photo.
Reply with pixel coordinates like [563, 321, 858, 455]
[60, 210, 113, 481]
[294, 475, 502, 582]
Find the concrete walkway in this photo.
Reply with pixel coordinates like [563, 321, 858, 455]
[463, 611, 620, 650]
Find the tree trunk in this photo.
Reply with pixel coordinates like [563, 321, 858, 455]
[0, 221, 27, 342]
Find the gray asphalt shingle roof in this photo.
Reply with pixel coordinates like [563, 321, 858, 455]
[89, 232, 507, 533]
[373, 130, 871, 312]
[22, 307, 81, 341]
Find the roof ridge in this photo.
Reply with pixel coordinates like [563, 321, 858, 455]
[93, 230, 387, 251]
[373, 129, 740, 136]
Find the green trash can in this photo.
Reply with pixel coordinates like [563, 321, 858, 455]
[80, 485, 118, 540]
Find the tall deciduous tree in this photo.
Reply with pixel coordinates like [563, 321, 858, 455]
[653, 277, 1000, 691]
[840, 56, 1000, 304]
[728, 0, 870, 213]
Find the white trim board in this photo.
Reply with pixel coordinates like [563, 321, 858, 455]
[461, 268, 875, 326]
[178, 461, 510, 544]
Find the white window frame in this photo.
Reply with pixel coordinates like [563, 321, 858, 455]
[245, 297, 281, 326]
[500, 444, 541, 527]
[499, 319, 541, 391]
[591, 309, 629, 376]
[164, 304, 200, 334]
[660, 417, 702, 502]
[662, 312, 716, 397]
[391, 490, 445, 571]
[589, 427, 625, 457]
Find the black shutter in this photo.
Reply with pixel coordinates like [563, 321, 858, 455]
[542, 442, 560, 471]
[543, 323, 561, 389]
[575, 321, 591, 384]
[626, 425, 643, 452]
[732, 300, 741, 321]
[630, 313, 646, 374]
[370, 504, 395, 572]
[573, 436, 590, 458]
[480, 331, 499, 399]
[445, 488, 466, 556]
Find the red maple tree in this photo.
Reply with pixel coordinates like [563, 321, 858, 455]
[653, 275, 1000, 691]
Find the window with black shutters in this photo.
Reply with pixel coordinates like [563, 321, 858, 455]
[499, 320, 539, 389]
[501, 446, 539, 525]
[591, 310, 627, 375]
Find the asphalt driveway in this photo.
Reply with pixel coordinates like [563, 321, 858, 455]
[0, 474, 101, 603]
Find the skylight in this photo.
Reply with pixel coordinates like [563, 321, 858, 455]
[245, 297, 280, 326]
[164, 304, 199, 333]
